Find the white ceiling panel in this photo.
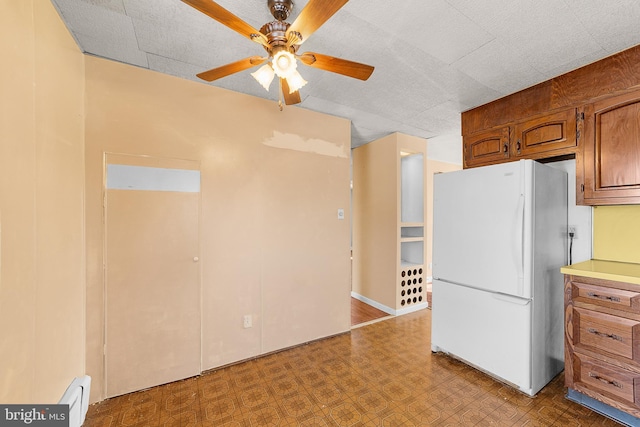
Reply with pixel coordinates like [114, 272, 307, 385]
[562, 0, 640, 54]
[53, 0, 148, 67]
[427, 134, 463, 165]
[346, 0, 495, 65]
[81, 0, 126, 14]
[50, 0, 640, 163]
[452, 39, 545, 95]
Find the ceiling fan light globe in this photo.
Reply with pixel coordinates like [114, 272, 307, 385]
[251, 64, 275, 91]
[272, 50, 297, 78]
[286, 70, 308, 94]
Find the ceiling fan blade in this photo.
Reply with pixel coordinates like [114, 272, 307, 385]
[281, 78, 302, 105]
[196, 56, 266, 82]
[181, 0, 265, 45]
[287, 0, 349, 44]
[298, 52, 374, 81]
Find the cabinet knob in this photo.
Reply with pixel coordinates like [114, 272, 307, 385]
[516, 140, 521, 154]
[503, 142, 509, 154]
[193, 257, 199, 262]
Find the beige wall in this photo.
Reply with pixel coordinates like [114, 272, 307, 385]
[0, 0, 86, 403]
[84, 57, 352, 401]
[352, 134, 399, 309]
[425, 159, 462, 279]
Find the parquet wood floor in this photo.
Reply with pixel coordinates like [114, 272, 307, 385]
[351, 297, 390, 326]
[85, 309, 618, 426]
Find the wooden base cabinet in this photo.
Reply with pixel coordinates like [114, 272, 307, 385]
[565, 274, 640, 418]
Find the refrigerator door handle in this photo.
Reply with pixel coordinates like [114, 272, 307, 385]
[493, 292, 531, 305]
[516, 193, 525, 287]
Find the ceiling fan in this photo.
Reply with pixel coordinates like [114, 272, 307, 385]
[181, 0, 375, 108]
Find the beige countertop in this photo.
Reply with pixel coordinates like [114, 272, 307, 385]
[561, 259, 640, 285]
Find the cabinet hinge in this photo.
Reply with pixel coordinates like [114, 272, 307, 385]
[577, 112, 584, 121]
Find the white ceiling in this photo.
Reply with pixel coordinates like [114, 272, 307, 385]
[51, 0, 640, 164]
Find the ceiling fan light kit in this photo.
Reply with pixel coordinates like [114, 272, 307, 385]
[182, 0, 374, 108]
[251, 64, 275, 91]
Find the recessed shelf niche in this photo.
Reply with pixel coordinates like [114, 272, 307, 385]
[352, 133, 427, 313]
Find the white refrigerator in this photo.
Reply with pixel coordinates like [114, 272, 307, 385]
[431, 159, 567, 396]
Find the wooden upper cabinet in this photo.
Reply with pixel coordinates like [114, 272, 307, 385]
[463, 126, 510, 168]
[583, 89, 640, 205]
[513, 108, 577, 157]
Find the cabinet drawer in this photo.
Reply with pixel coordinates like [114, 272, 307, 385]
[572, 281, 640, 313]
[573, 353, 640, 406]
[574, 307, 640, 361]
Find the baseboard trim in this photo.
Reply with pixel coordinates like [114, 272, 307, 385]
[351, 292, 395, 315]
[351, 292, 428, 316]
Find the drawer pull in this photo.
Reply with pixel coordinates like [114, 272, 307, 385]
[588, 372, 623, 389]
[587, 328, 623, 342]
[586, 292, 621, 302]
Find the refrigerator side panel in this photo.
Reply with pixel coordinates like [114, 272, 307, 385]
[431, 279, 534, 395]
[530, 162, 568, 393]
[433, 162, 525, 296]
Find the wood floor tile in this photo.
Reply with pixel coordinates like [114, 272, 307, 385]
[84, 309, 618, 427]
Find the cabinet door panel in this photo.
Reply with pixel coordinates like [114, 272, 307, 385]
[513, 108, 577, 157]
[599, 101, 640, 188]
[463, 126, 509, 168]
[583, 89, 640, 204]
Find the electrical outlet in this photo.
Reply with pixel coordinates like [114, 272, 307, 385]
[569, 226, 577, 239]
[243, 315, 252, 329]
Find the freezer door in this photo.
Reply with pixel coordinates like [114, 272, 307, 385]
[431, 279, 533, 395]
[433, 161, 528, 297]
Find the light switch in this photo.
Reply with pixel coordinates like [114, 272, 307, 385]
[337, 208, 345, 220]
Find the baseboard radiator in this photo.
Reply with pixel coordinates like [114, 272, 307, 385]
[58, 376, 91, 427]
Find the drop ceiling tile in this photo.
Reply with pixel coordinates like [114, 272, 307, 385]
[447, 0, 604, 75]
[125, 0, 265, 30]
[303, 96, 432, 143]
[427, 134, 463, 164]
[52, 0, 148, 67]
[562, 0, 640, 53]
[79, 34, 148, 67]
[452, 39, 545, 95]
[543, 48, 610, 82]
[77, 0, 126, 14]
[345, 0, 494, 65]
[132, 16, 255, 69]
[406, 101, 463, 136]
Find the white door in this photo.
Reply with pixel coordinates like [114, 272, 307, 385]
[105, 155, 201, 398]
[432, 161, 528, 297]
[431, 279, 533, 394]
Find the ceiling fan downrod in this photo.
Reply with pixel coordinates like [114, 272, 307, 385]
[268, 0, 293, 21]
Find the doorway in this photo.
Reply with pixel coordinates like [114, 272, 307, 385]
[104, 154, 201, 398]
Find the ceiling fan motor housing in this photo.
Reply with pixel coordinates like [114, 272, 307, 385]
[260, 20, 296, 53]
[268, 0, 293, 21]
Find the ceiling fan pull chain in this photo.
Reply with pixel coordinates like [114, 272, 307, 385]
[278, 78, 284, 111]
